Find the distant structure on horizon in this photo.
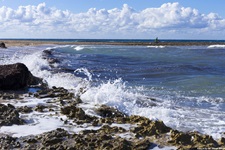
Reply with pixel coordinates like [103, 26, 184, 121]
[155, 37, 160, 43]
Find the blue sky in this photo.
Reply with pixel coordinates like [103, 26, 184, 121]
[1, 0, 225, 39]
[1, 0, 224, 16]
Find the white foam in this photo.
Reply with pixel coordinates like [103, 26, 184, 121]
[3, 46, 86, 90]
[80, 78, 146, 115]
[0, 112, 64, 137]
[147, 45, 166, 48]
[74, 46, 85, 51]
[207, 45, 225, 49]
[44, 72, 85, 90]
[75, 68, 93, 81]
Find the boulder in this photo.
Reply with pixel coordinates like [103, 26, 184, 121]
[0, 42, 7, 48]
[0, 63, 43, 90]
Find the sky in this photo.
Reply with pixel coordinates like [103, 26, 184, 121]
[0, 0, 225, 39]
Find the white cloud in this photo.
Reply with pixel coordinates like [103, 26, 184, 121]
[0, 2, 225, 39]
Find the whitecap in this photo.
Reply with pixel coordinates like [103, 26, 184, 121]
[74, 46, 85, 51]
[207, 45, 225, 49]
[147, 45, 166, 48]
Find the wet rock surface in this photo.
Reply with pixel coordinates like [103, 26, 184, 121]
[95, 104, 127, 118]
[0, 128, 152, 150]
[0, 63, 44, 90]
[0, 104, 24, 126]
[0, 86, 224, 149]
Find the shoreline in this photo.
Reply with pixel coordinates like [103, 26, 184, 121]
[1, 41, 225, 149]
[0, 86, 224, 149]
[2, 39, 225, 47]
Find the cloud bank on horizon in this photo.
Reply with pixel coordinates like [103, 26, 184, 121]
[0, 2, 225, 39]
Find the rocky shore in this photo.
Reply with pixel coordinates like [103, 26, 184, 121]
[1, 42, 225, 149]
[1, 39, 225, 47]
[0, 80, 225, 149]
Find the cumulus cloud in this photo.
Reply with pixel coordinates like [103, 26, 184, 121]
[0, 2, 225, 38]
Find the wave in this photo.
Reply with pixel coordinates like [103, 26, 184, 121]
[3, 47, 85, 91]
[207, 45, 225, 49]
[147, 45, 166, 48]
[74, 46, 85, 51]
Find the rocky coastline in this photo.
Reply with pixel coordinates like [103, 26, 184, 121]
[0, 65, 225, 149]
[1, 39, 225, 47]
[0, 42, 225, 149]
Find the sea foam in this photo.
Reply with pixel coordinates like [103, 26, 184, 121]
[207, 45, 225, 49]
[147, 45, 166, 48]
[74, 46, 85, 51]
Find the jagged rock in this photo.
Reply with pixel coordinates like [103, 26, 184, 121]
[42, 49, 53, 56]
[95, 105, 126, 118]
[191, 133, 218, 148]
[0, 63, 44, 90]
[34, 105, 47, 112]
[17, 106, 33, 113]
[0, 128, 152, 149]
[42, 49, 60, 65]
[98, 125, 127, 134]
[34, 87, 75, 99]
[37, 128, 69, 146]
[61, 105, 94, 123]
[0, 42, 7, 48]
[169, 130, 192, 145]
[0, 93, 19, 100]
[131, 117, 171, 137]
[219, 137, 225, 145]
[0, 104, 25, 126]
[129, 115, 152, 125]
[0, 134, 20, 149]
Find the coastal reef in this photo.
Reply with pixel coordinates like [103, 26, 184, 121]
[0, 63, 225, 149]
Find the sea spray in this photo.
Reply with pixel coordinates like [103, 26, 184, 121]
[80, 78, 148, 115]
[74, 46, 85, 51]
[75, 68, 93, 82]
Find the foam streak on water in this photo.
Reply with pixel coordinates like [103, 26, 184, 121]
[1, 44, 225, 139]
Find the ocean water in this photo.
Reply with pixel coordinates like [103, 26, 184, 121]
[1, 40, 225, 140]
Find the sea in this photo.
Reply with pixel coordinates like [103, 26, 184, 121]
[1, 39, 225, 141]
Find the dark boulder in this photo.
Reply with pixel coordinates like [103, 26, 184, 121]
[0, 42, 7, 48]
[0, 63, 43, 90]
